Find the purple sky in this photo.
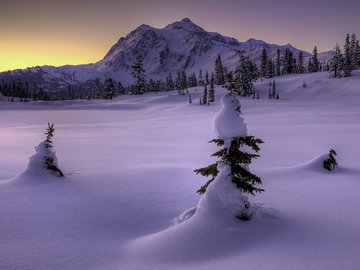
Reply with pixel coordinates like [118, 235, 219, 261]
[1, 0, 359, 71]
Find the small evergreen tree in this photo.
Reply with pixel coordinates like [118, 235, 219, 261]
[215, 54, 225, 85]
[223, 72, 237, 94]
[343, 34, 352, 77]
[198, 69, 205, 86]
[205, 70, 209, 85]
[323, 149, 337, 171]
[281, 48, 295, 75]
[194, 91, 264, 220]
[309, 46, 320, 72]
[166, 73, 174, 91]
[202, 84, 208, 105]
[103, 78, 116, 100]
[330, 44, 344, 78]
[234, 52, 255, 96]
[44, 123, 64, 177]
[275, 49, 281, 76]
[297, 51, 305, 73]
[131, 55, 146, 94]
[208, 73, 215, 103]
[271, 80, 277, 98]
[260, 48, 268, 77]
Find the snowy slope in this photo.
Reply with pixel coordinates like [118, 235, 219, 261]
[0, 71, 360, 270]
[95, 18, 311, 83]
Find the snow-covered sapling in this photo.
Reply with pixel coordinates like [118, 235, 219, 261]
[194, 91, 264, 220]
[43, 123, 64, 177]
[323, 149, 338, 171]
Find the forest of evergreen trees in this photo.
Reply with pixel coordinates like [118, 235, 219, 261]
[1, 33, 360, 101]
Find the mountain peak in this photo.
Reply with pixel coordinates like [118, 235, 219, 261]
[165, 18, 204, 32]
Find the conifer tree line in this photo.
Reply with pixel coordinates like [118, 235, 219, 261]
[259, 46, 325, 78]
[3, 34, 360, 101]
[329, 33, 360, 78]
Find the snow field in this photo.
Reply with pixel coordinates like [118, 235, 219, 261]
[0, 71, 360, 269]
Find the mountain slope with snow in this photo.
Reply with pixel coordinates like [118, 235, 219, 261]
[0, 71, 359, 270]
[95, 18, 312, 83]
[0, 18, 318, 90]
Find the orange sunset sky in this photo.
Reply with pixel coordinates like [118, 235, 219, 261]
[1, 0, 359, 72]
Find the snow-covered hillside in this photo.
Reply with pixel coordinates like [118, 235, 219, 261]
[0, 71, 359, 270]
[96, 18, 311, 83]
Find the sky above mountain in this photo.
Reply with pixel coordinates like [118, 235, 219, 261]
[1, 0, 359, 72]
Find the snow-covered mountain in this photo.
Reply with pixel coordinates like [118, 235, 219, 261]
[95, 18, 311, 83]
[0, 18, 325, 91]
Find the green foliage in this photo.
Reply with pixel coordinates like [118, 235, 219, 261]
[45, 123, 55, 149]
[202, 84, 208, 105]
[44, 123, 64, 177]
[323, 149, 338, 171]
[208, 73, 215, 103]
[194, 136, 264, 195]
[223, 72, 237, 95]
[194, 163, 218, 194]
[131, 55, 146, 94]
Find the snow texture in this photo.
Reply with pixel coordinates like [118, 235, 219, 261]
[0, 71, 360, 270]
[22, 140, 61, 178]
[214, 94, 247, 140]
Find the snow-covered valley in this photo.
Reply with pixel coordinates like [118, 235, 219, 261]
[0, 71, 359, 270]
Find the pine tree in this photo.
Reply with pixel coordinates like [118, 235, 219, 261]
[343, 34, 352, 77]
[350, 34, 358, 70]
[275, 49, 281, 76]
[214, 53, 225, 85]
[187, 72, 197, 88]
[329, 44, 343, 78]
[297, 51, 305, 73]
[234, 52, 255, 96]
[205, 70, 209, 85]
[194, 90, 264, 220]
[44, 123, 64, 177]
[180, 70, 188, 94]
[166, 73, 174, 91]
[323, 149, 338, 171]
[282, 48, 294, 74]
[202, 84, 208, 105]
[198, 69, 205, 86]
[223, 72, 237, 94]
[260, 48, 268, 77]
[354, 39, 360, 69]
[271, 80, 277, 98]
[266, 59, 274, 78]
[104, 78, 116, 99]
[131, 55, 146, 94]
[208, 72, 215, 103]
[309, 46, 320, 72]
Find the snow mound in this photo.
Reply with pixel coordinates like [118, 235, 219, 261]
[214, 94, 247, 141]
[18, 140, 63, 180]
[286, 153, 339, 173]
[197, 164, 251, 220]
[129, 199, 280, 265]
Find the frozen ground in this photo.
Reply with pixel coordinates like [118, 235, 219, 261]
[0, 71, 359, 270]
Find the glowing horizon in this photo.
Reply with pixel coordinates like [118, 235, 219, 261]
[1, 0, 359, 72]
